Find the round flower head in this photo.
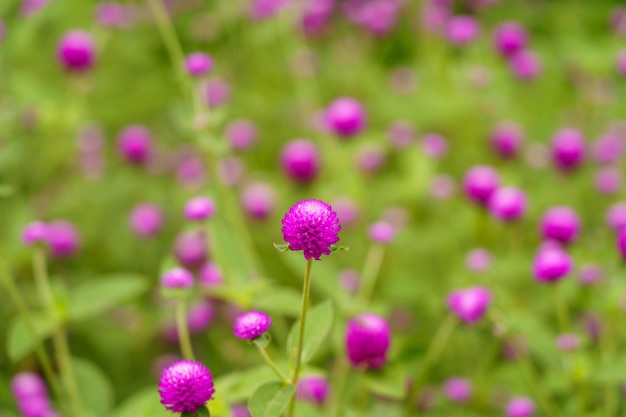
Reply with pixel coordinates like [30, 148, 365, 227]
[447, 287, 491, 324]
[421, 133, 448, 158]
[463, 165, 500, 205]
[368, 221, 396, 244]
[356, 144, 386, 174]
[592, 134, 624, 164]
[345, 313, 391, 370]
[241, 182, 276, 220]
[339, 269, 359, 293]
[300, 0, 334, 36]
[202, 78, 231, 108]
[118, 125, 153, 164]
[540, 206, 580, 245]
[506, 396, 535, 417]
[465, 248, 492, 272]
[226, 119, 257, 151]
[281, 199, 341, 261]
[96, 2, 133, 28]
[533, 246, 572, 283]
[161, 267, 194, 289]
[46, 220, 80, 258]
[490, 121, 524, 158]
[57, 30, 96, 72]
[11, 372, 48, 400]
[617, 228, 626, 260]
[173, 230, 208, 268]
[606, 202, 626, 232]
[129, 203, 163, 237]
[280, 139, 320, 184]
[217, 156, 245, 187]
[387, 121, 415, 149]
[184, 52, 213, 77]
[446, 15, 480, 45]
[332, 197, 360, 227]
[550, 128, 585, 172]
[443, 377, 472, 403]
[488, 186, 527, 222]
[493, 21, 527, 57]
[508, 49, 542, 80]
[430, 174, 456, 200]
[555, 333, 579, 351]
[199, 261, 223, 287]
[297, 375, 330, 405]
[184, 196, 216, 221]
[595, 166, 621, 194]
[158, 360, 215, 413]
[188, 301, 216, 333]
[22, 221, 49, 246]
[17, 396, 54, 417]
[578, 263, 603, 285]
[325, 97, 366, 138]
[233, 310, 272, 340]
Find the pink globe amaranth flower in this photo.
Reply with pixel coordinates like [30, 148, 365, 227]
[17, 396, 54, 417]
[595, 166, 621, 194]
[551, 128, 585, 172]
[430, 174, 456, 200]
[297, 375, 330, 405]
[463, 165, 499, 205]
[173, 230, 208, 268]
[225, 119, 257, 151]
[280, 139, 320, 184]
[540, 206, 580, 245]
[592, 134, 624, 164]
[421, 133, 448, 158]
[556, 333, 579, 351]
[202, 78, 231, 108]
[21, 0, 50, 16]
[184, 52, 213, 77]
[22, 221, 50, 246]
[57, 30, 96, 72]
[325, 97, 366, 138]
[231, 404, 252, 417]
[356, 144, 386, 173]
[158, 360, 215, 413]
[233, 310, 272, 340]
[161, 267, 194, 289]
[446, 15, 480, 45]
[118, 125, 153, 164]
[387, 121, 415, 149]
[11, 372, 48, 400]
[301, 0, 335, 36]
[188, 301, 216, 333]
[241, 182, 276, 220]
[249, 0, 289, 19]
[345, 313, 391, 370]
[533, 247, 572, 283]
[617, 228, 626, 260]
[447, 287, 491, 324]
[606, 202, 626, 232]
[343, 0, 402, 36]
[184, 196, 216, 221]
[506, 397, 535, 417]
[578, 264, 603, 285]
[331, 197, 359, 227]
[281, 199, 341, 261]
[617, 49, 626, 76]
[488, 186, 527, 222]
[368, 221, 396, 244]
[46, 220, 80, 258]
[443, 377, 472, 403]
[612, 7, 626, 37]
[217, 156, 245, 187]
[198, 261, 223, 287]
[493, 21, 527, 57]
[129, 203, 163, 237]
[465, 248, 491, 272]
[177, 154, 206, 189]
[96, 2, 133, 28]
[420, 3, 449, 34]
[508, 49, 542, 80]
[339, 269, 359, 293]
[490, 121, 524, 158]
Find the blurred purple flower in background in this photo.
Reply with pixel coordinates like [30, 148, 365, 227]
[345, 313, 390, 369]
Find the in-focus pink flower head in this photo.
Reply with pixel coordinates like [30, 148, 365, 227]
[508, 49, 542, 80]
[46, 220, 80, 258]
[96, 2, 134, 28]
[368, 221, 396, 244]
[325, 97, 366, 138]
[202, 78, 231, 108]
[594, 166, 621, 194]
[443, 377, 472, 403]
[430, 174, 456, 200]
[331, 196, 360, 227]
[463, 165, 500, 205]
[606, 202, 626, 232]
[465, 248, 492, 272]
[578, 263, 603, 285]
[345, 313, 391, 370]
[57, 30, 96, 72]
[240, 182, 276, 220]
[387, 121, 415, 149]
[198, 261, 223, 287]
[173, 230, 208, 268]
[158, 360, 215, 413]
[446, 15, 480, 45]
[555, 333, 580, 351]
[505, 396, 535, 417]
[342, 0, 402, 35]
[11, 372, 48, 400]
[356, 144, 386, 173]
[184, 196, 216, 221]
[533, 246, 572, 283]
[233, 310, 272, 340]
[161, 267, 194, 289]
[493, 21, 527, 57]
[490, 121, 524, 158]
[488, 186, 527, 222]
[249, 0, 290, 20]
[22, 221, 50, 246]
[297, 375, 330, 405]
[118, 125, 153, 165]
[280, 139, 320, 184]
[281, 199, 341, 260]
[225, 119, 258, 151]
[592, 133, 624, 164]
[550, 128, 586, 172]
[617, 49, 626, 76]
[129, 203, 163, 238]
[421, 133, 448, 158]
[447, 286, 491, 324]
[184, 52, 213, 77]
[540, 206, 580, 245]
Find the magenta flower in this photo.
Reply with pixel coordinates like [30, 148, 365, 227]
[129, 203, 163, 237]
[490, 121, 524, 159]
[188, 301, 216, 333]
[184, 52, 213, 77]
[226, 119, 258, 151]
[161, 268, 194, 289]
[443, 377, 472, 403]
[57, 30, 96, 72]
[158, 360, 215, 413]
[198, 261, 223, 287]
[463, 165, 499, 205]
[505, 396, 535, 417]
[325, 97, 366, 138]
[331, 197, 360, 227]
[368, 221, 396, 244]
[184, 197, 216, 221]
[11, 372, 48, 400]
[47, 220, 80, 258]
[533, 246, 572, 283]
[22, 221, 50, 246]
[446, 15, 480, 45]
[173, 230, 208, 268]
[508, 49, 542, 80]
[550, 128, 586, 172]
[345, 313, 391, 370]
[493, 21, 527, 57]
[606, 202, 626, 232]
[488, 186, 527, 222]
[594, 167, 621, 194]
[241, 182, 276, 220]
[280, 139, 320, 184]
[281, 199, 341, 260]
[447, 287, 491, 323]
[297, 375, 330, 405]
[540, 206, 580, 245]
[117, 125, 153, 165]
[555, 333, 579, 351]
[465, 248, 492, 272]
[233, 311, 272, 340]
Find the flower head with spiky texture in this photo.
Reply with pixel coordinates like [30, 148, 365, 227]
[233, 311, 272, 340]
[281, 199, 341, 260]
[158, 360, 215, 413]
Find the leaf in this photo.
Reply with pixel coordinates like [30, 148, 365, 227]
[248, 381, 295, 417]
[72, 357, 115, 417]
[273, 243, 290, 252]
[363, 364, 406, 400]
[329, 245, 349, 254]
[590, 357, 626, 384]
[287, 300, 334, 365]
[67, 274, 148, 321]
[214, 365, 280, 404]
[252, 287, 303, 317]
[7, 312, 58, 362]
[110, 388, 170, 417]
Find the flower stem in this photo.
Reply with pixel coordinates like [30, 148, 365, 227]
[287, 258, 314, 417]
[254, 341, 288, 384]
[356, 243, 385, 306]
[176, 298, 195, 360]
[553, 282, 569, 333]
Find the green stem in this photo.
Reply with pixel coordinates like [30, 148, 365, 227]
[553, 282, 569, 333]
[176, 298, 195, 360]
[406, 313, 457, 408]
[287, 258, 314, 417]
[254, 341, 288, 384]
[328, 358, 351, 417]
[355, 243, 385, 306]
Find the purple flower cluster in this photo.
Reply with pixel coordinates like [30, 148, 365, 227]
[22, 220, 80, 258]
[447, 287, 491, 323]
[158, 360, 215, 413]
[233, 310, 272, 340]
[345, 313, 391, 369]
[11, 372, 59, 417]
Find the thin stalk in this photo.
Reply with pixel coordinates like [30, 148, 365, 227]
[287, 258, 314, 417]
[254, 342, 288, 384]
[176, 298, 195, 360]
[355, 243, 385, 306]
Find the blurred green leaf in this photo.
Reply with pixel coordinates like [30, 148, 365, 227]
[287, 300, 334, 365]
[363, 364, 406, 400]
[7, 312, 58, 362]
[73, 357, 115, 417]
[248, 381, 294, 417]
[252, 287, 303, 317]
[111, 388, 170, 417]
